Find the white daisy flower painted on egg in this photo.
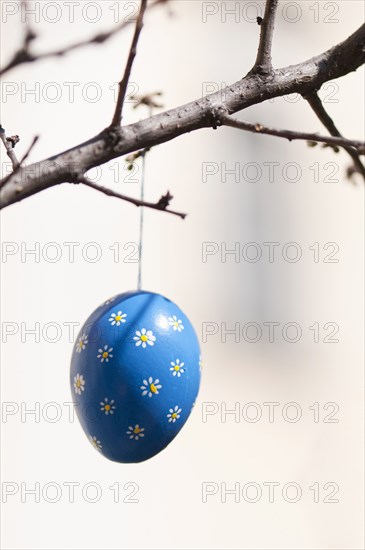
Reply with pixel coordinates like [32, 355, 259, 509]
[73, 373, 85, 395]
[89, 435, 102, 451]
[109, 310, 127, 327]
[170, 359, 185, 377]
[126, 424, 145, 441]
[140, 377, 162, 397]
[75, 333, 88, 353]
[133, 328, 156, 348]
[167, 406, 182, 423]
[100, 398, 116, 415]
[97, 345, 113, 363]
[168, 315, 184, 332]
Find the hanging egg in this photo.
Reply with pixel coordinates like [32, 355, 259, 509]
[70, 290, 201, 463]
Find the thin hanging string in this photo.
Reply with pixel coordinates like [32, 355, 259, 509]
[137, 150, 146, 290]
[137, 106, 153, 291]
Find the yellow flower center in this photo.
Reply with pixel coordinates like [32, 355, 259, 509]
[150, 383, 157, 393]
[172, 412, 177, 419]
[133, 426, 141, 434]
[76, 379, 81, 387]
[115, 315, 121, 321]
[78, 341, 83, 348]
[102, 351, 109, 358]
[104, 404, 111, 411]
[174, 365, 180, 371]
[140, 335, 148, 342]
[174, 321, 179, 327]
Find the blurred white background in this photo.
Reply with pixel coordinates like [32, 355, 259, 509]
[1, 1, 364, 549]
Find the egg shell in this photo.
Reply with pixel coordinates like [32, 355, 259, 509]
[70, 290, 201, 463]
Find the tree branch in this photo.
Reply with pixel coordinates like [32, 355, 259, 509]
[111, 0, 148, 126]
[0, 135, 39, 189]
[252, 0, 279, 74]
[1, 23, 364, 209]
[78, 177, 186, 219]
[304, 91, 365, 180]
[219, 114, 365, 153]
[0, 0, 165, 77]
[0, 126, 20, 169]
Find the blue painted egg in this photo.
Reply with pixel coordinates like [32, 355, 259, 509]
[70, 290, 201, 463]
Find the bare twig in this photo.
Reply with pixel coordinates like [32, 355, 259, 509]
[21, 1, 37, 45]
[0, 135, 39, 188]
[218, 114, 365, 152]
[0, 126, 20, 169]
[18, 135, 39, 164]
[0, 23, 130, 77]
[0, 0, 165, 76]
[78, 177, 186, 219]
[111, 0, 148, 126]
[251, 0, 279, 74]
[304, 91, 365, 180]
